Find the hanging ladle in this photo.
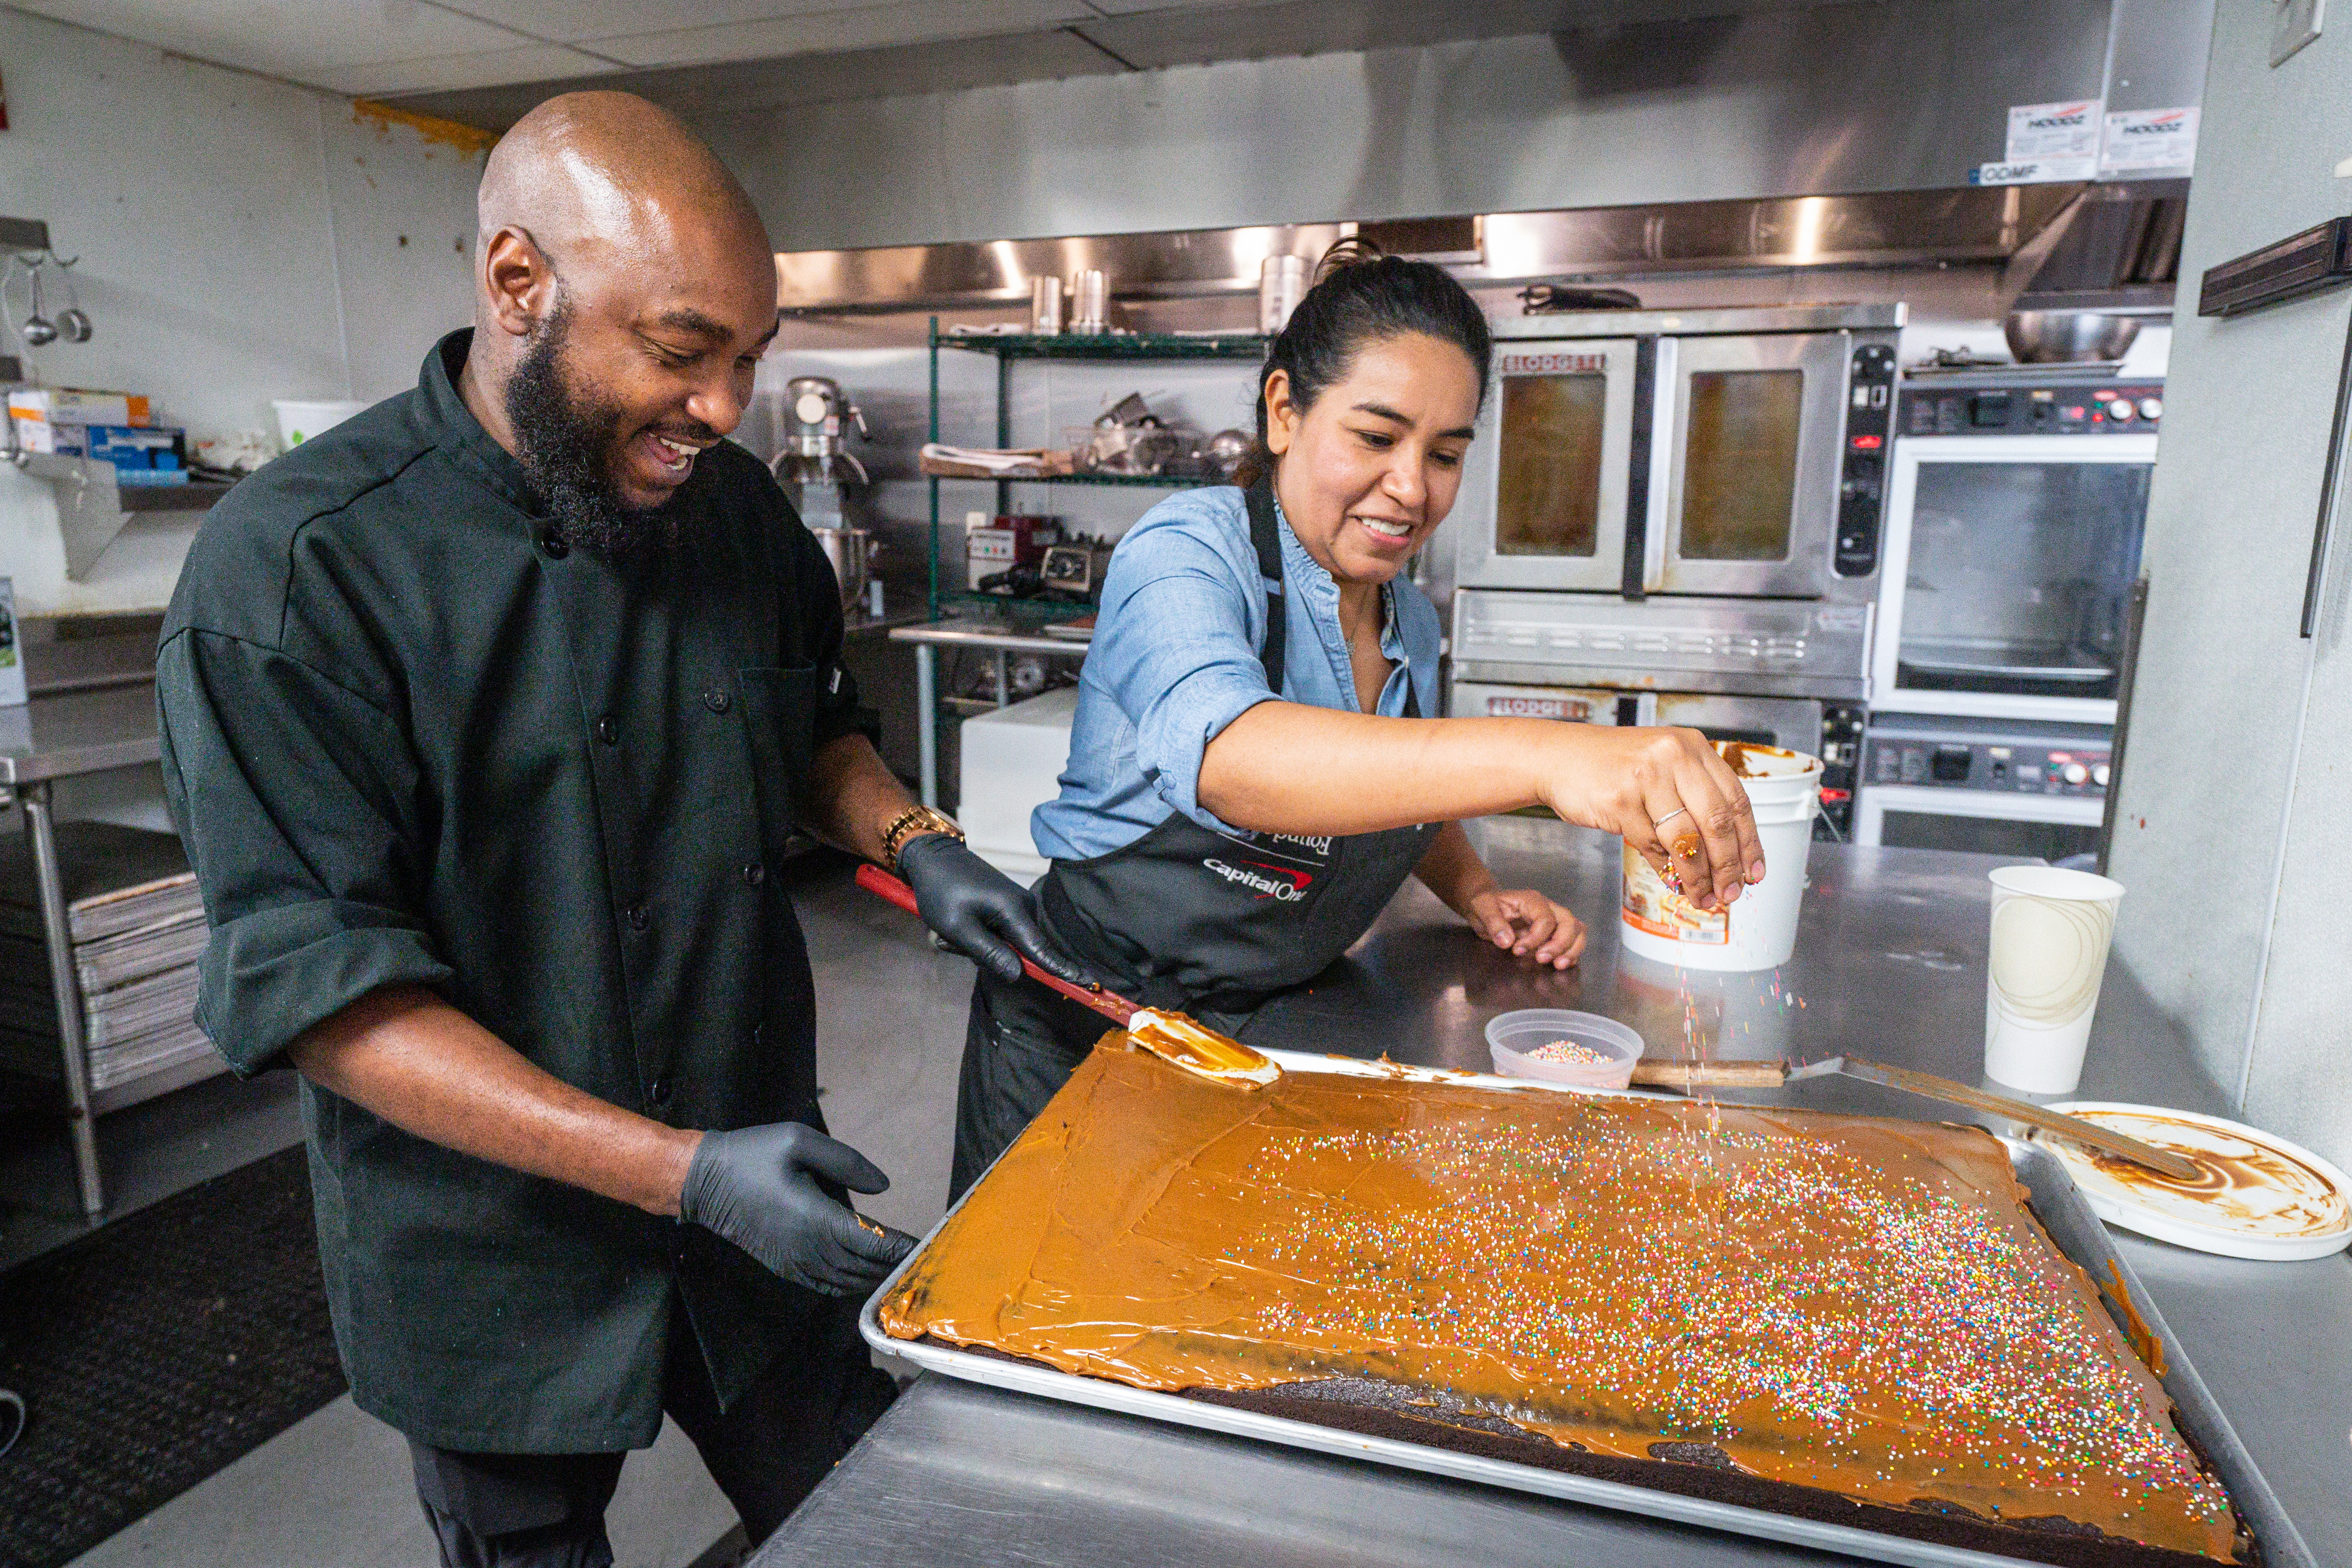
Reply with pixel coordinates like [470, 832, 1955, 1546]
[14, 256, 56, 348]
[54, 257, 90, 344]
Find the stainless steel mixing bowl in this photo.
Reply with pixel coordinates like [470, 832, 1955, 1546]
[2003, 311, 2142, 364]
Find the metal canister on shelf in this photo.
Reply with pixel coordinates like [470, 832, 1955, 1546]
[1070, 269, 1109, 335]
[1260, 253, 1307, 334]
[1029, 275, 1065, 335]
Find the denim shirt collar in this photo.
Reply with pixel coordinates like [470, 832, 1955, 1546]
[1272, 493, 1413, 715]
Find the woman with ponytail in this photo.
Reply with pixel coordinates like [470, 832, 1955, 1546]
[951, 242, 1765, 1196]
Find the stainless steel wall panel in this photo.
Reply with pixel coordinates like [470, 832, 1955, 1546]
[708, 0, 2115, 255]
[2102, 0, 2217, 116]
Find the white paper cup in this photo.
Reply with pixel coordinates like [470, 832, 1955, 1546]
[1984, 865, 2123, 1095]
[1618, 744, 1820, 973]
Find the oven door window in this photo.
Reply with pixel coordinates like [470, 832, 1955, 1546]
[1876, 809, 2102, 862]
[1679, 369, 1803, 561]
[1897, 461, 2149, 698]
[1495, 372, 1607, 557]
[1654, 331, 1848, 597]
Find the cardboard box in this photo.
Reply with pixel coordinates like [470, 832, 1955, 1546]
[27, 423, 189, 484]
[7, 387, 150, 427]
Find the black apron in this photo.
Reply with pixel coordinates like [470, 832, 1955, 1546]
[951, 478, 1441, 1197]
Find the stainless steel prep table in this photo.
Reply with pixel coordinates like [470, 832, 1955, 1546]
[756, 821, 2351, 1567]
[888, 616, 1088, 808]
[0, 681, 171, 1219]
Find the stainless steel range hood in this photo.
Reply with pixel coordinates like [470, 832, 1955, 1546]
[765, 0, 2207, 316]
[777, 185, 2119, 316]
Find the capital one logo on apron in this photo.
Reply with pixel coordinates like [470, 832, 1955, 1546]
[1201, 858, 1315, 902]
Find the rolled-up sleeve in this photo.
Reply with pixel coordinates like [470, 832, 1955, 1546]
[157, 628, 452, 1076]
[1091, 521, 1277, 831]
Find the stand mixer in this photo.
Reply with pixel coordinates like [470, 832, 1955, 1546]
[770, 376, 877, 611]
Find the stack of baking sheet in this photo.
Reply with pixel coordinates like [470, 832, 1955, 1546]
[0, 821, 211, 1091]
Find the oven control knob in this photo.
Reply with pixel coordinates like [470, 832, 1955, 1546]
[2139, 397, 2163, 421]
[2092, 763, 2110, 787]
[2062, 762, 2090, 786]
[2107, 400, 2133, 423]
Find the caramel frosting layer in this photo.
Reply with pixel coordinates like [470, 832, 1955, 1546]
[882, 1043, 2239, 1561]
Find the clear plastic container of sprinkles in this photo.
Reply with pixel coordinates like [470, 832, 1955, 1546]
[865, 1049, 2317, 1568]
[1485, 1008, 1644, 1090]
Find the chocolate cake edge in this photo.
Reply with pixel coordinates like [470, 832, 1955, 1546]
[917, 1338, 2251, 1568]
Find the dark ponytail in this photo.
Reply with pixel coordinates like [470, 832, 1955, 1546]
[1234, 238, 1494, 489]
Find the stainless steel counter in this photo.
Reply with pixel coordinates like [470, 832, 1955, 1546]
[0, 681, 161, 785]
[755, 821, 2350, 1567]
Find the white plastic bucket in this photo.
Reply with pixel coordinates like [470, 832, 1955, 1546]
[272, 399, 367, 451]
[1618, 743, 1821, 973]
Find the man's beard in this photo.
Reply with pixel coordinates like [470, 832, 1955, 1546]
[504, 301, 695, 555]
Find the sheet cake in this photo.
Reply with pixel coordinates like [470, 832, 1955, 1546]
[881, 1041, 2246, 1565]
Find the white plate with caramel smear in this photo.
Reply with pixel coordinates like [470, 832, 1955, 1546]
[2029, 1103, 2352, 1260]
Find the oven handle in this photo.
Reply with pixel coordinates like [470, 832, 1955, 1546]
[1621, 336, 1658, 601]
[2299, 310, 2352, 638]
[2098, 574, 2149, 876]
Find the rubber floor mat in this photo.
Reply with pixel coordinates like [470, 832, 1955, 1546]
[0, 1145, 346, 1567]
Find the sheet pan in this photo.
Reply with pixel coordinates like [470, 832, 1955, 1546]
[860, 1050, 2314, 1568]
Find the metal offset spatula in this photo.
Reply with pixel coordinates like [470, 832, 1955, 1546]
[855, 864, 1281, 1090]
[1632, 1053, 2198, 1181]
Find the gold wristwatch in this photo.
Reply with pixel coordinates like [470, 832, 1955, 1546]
[881, 806, 965, 872]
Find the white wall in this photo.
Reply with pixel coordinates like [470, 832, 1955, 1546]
[2105, 0, 2352, 1166]
[0, 8, 479, 619]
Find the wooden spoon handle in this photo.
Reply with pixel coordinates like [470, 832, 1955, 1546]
[1629, 1060, 1791, 1089]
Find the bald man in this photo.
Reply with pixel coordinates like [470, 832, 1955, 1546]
[157, 92, 1083, 1565]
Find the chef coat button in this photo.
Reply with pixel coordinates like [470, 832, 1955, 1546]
[538, 529, 569, 559]
[742, 860, 765, 887]
[702, 686, 732, 713]
[627, 903, 651, 932]
[649, 1075, 673, 1107]
[595, 716, 618, 745]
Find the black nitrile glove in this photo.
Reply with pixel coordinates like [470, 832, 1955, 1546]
[895, 832, 1095, 988]
[678, 1122, 915, 1296]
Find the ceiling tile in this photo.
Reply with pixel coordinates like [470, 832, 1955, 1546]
[1074, 0, 1291, 14]
[8, 0, 540, 74]
[591, 0, 1098, 70]
[308, 41, 619, 97]
[389, 27, 1117, 129]
[433, 0, 853, 46]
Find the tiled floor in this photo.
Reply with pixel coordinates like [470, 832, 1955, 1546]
[9, 857, 975, 1568]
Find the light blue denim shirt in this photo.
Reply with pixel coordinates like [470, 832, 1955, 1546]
[1031, 485, 1444, 862]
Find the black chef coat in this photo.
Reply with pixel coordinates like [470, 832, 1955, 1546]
[156, 330, 875, 1452]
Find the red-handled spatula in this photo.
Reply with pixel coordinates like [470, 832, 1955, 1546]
[854, 863, 1280, 1090]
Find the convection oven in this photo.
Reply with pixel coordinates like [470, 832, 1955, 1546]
[1854, 367, 2159, 861]
[1870, 369, 2159, 724]
[1450, 306, 1902, 836]
[1855, 713, 2110, 863]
